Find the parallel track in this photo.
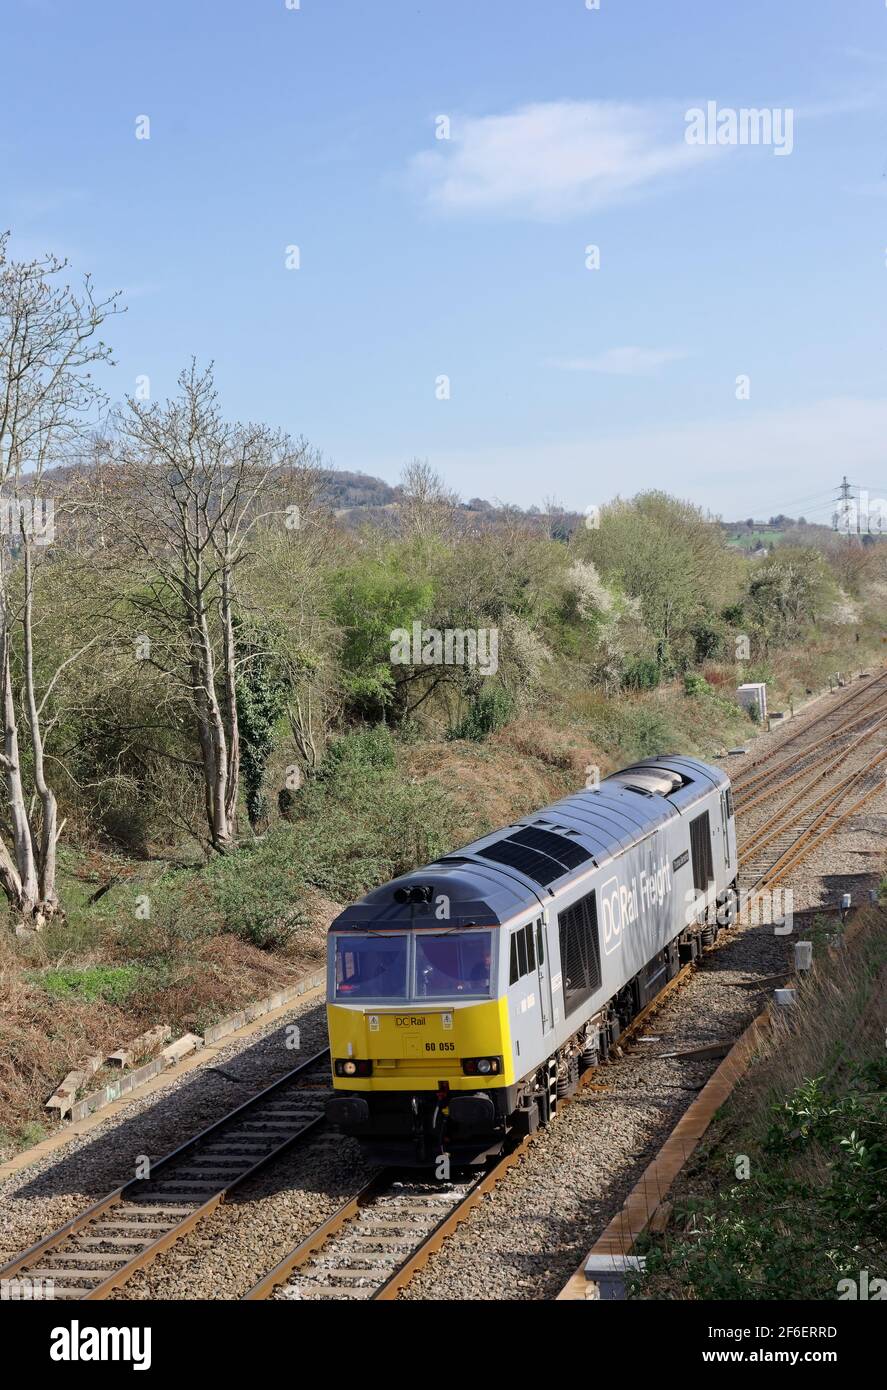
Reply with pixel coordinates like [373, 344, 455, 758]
[736, 673, 887, 895]
[0, 1048, 332, 1299]
[731, 669, 887, 795]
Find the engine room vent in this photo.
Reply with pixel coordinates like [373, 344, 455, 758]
[509, 826, 591, 870]
[477, 825, 592, 887]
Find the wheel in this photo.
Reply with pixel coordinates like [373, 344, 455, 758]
[556, 1056, 579, 1099]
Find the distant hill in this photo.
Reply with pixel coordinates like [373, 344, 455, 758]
[317, 469, 399, 511]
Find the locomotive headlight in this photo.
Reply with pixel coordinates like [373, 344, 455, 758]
[335, 1058, 373, 1077]
[462, 1056, 501, 1076]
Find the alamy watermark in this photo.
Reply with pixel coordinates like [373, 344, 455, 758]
[390, 621, 498, 676]
[834, 491, 887, 536]
[685, 102, 794, 156]
[684, 886, 794, 934]
[0, 497, 55, 545]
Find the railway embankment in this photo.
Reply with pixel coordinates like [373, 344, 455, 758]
[634, 904, 886, 1300]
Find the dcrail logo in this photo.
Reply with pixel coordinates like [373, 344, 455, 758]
[684, 102, 794, 156]
[49, 1320, 152, 1370]
[390, 621, 498, 676]
[600, 856, 673, 954]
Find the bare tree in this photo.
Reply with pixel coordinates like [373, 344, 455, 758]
[101, 362, 311, 852]
[0, 233, 121, 926]
[398, 459, 461, 545]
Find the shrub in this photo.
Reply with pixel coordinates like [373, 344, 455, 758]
[318, 726, 397, 781]
[201, 832, 308, 949]
[448, 686, 514, 742]
[622, 657, 660, 691]
[293, 766, 457, 898]
[684, 672, 712, 697]
[622, 707, 674, 758]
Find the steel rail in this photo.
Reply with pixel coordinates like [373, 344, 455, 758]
[730, 670, 887, 792]
[243, 964, 696, 1303]
[738, 745, 887, 866]
[0, 1046, 332, 1299]
[733, 707, 887, 815]
[733, 691, 887, 808]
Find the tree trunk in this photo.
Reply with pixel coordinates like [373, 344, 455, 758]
[0, 595, 40, 922]
[22, 540, 61, 920]
[187, 553, 233, 853]
[220, 542, 239, 831]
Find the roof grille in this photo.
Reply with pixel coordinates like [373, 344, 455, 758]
[510, 826, 592, 870]
[477, 825, 593, 887]
[477, 839, 563, 887]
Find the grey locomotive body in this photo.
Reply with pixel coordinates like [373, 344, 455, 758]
[326, 755, 738, 1165]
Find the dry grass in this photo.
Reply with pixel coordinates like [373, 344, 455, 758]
[723, 907, 886, 1139]
[402, 735, 576, 844]
[0, 922, 329, 1160]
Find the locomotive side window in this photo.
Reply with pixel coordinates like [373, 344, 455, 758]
[535, 920, 545, 965]
[525, 924, 536, 972]
[508, 922, 538, 985]
[689, 812, 714, 893]
[516, 928, 528, 977]
[725, 785, 734, 819]
[557, 891, 602, 1017]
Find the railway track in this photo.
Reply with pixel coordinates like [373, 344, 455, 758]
[730, 669, 887, 795]
[0, 1047, 332, 1299]
[242, 968, 695, 1303]
[243, 1172, 487, 1301]
[735, 672, 887, 894]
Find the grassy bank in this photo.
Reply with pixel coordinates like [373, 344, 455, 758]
[635, 907, 887, 1300]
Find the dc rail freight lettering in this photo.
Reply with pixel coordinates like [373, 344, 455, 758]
[325, 756, 738, 1166]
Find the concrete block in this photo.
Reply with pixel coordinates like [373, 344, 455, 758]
[584, 1253, 647, 1300]
[160, 1032, 203, 1066]
[108, 1024, 171, 1068]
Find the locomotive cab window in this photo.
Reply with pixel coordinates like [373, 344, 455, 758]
[334, 933, 409, 1002]
[414, 930, 493, 999]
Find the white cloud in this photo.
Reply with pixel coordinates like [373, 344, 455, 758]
[548, 347, 687, 375]
[411, 100, 714, 219]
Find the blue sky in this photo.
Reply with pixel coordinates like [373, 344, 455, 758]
[4, 0, 887, 519]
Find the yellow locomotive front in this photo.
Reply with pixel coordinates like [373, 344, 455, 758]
[326, 908, 518, 1166]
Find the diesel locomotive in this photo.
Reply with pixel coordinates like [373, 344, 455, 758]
[325, 755, 738, 1166]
